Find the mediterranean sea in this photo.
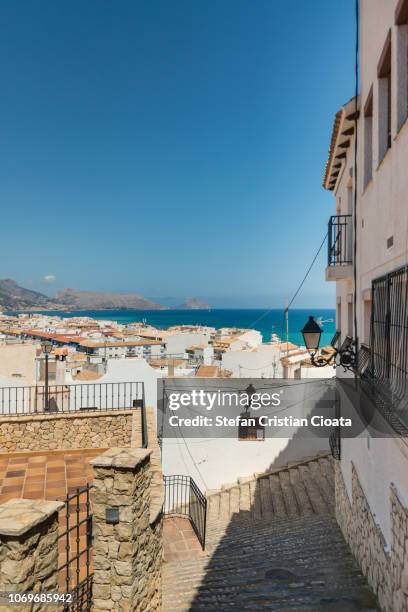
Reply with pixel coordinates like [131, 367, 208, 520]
[15, 308, 336, 346]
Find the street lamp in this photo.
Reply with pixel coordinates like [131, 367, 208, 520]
[301, 316, 323, 353]
[301, 315, 357, 371]
[244, 383, 256, 411]
[41, 340, 53, 411]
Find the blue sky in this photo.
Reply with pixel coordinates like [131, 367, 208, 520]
[0, 1, 355, 308]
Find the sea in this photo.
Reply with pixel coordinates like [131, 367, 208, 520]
[12, 308, 336, 346]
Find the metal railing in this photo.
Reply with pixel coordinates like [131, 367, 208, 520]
[361, 265, 408, 434]
[328, 214, 352, 266]
[163, 475, 207, 549]
[58, 484, 94, 611]
[0, 381, 144, 416]
[329, 429, 341, 460]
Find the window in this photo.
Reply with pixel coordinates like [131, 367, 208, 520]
[395, 0, 408, 130]
[238, 415, 265, 441]
[364, 90, 373, 187]
[370, 266, 408, 380]
[378, 32, 392, 161]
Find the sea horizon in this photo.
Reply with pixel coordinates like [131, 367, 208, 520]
[5, 307, 336, 346]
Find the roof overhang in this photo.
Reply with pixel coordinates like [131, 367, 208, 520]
[322, 96, 360, 191]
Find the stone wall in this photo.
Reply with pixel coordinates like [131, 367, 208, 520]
[0, 499, 63, 611]
[335, 461, 408, 612]
[0, 410, 137, 452]
[91, 448, 162, 611]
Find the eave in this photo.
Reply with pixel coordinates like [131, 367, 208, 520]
[322, 96, 360, 191]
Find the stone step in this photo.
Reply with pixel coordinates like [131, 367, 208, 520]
[238, 481, 251, 512]
[219, 490, 231, 519]
[298, 464, 329, 514]
[207, 493, 220, 523]
[289, 466, 315, 516]
[268, 473, 287, 517]
[279, 469, 300, 518]
[204, 454, 335, 525]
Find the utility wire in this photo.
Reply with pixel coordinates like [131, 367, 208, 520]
[353, 0, 360, 359]
[249, 231, 328, 337]
[286, 232, 328, 312]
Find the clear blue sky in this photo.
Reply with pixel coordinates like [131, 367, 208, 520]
[0, 1, 355, 308]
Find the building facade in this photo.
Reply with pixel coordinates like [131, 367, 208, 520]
[324, 1, 408, 610]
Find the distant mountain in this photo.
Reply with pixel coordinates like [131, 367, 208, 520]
[0, 279, 57, 311]
[0, 279, 208, 312]
[176, 298, 211, 310]
[55, 288, 167, 311]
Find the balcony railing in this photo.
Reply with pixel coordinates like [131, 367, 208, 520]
[0, 381, 144, 417]
[328, 215, 352, 266]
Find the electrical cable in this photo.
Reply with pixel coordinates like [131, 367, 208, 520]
[287, 232, 328, 312]
[162, 376, 334, 392]
[249, 232, 328, 333]
[353, 0, 360, 360]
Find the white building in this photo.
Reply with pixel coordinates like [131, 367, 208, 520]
[164, 331, 212, 357]
[78, 339, 165, 360]
[221, 343, 284, 378]
[323, 1, 408, 609]
[186, 344, 214, 365]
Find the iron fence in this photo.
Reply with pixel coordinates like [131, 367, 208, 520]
[0, 381, 144, 416]
[58, 484, 94, 611]
[362, 265, 408, 434]
[328, 214, 352, 266]
[329, 429, 341, 460]
[163, 475, 207, 549]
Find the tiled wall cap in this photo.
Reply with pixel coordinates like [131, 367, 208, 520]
[90, 447, 152, 470]
[0, 499, 64, 537]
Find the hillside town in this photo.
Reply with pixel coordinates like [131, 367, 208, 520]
[0, 311, 334, 386]
[1, 1, 408, 611]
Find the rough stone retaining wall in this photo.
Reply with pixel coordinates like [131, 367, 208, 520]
[335, 461, 408, 612]
[0, 410, 135, 452]
[0, 498, 63, 611]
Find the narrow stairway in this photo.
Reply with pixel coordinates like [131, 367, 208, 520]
[162, 454, 378, 611]
[206, 452, 335, 524]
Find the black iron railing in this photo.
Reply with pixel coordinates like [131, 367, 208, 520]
[329, 388, 341, 460]
[163, 475, 207, 549]
[361, 265, 408, 434]
[58, 484, 94, 611]
[369, 266, 408, 381]
[0, 381, 144, 416]
[328, 214, 352, 266]
[329, 429, 341, 460]
[330, 330, 341, 349]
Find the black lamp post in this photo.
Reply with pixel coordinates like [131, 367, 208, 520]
[244, 383, 256, 411]
[41, 340, 53, 411]
[301, 316, 357, 371]
[301, 316, 323, 353]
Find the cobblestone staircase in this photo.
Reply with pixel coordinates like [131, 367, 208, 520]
[162, 453, 378, 611]
[206, 452, 335, 524]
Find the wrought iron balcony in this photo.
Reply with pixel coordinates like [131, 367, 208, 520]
[326, 215, 353, 281]
[328, 214, 352, 266]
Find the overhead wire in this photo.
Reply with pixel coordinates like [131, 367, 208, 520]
[353, 0, 360, 356]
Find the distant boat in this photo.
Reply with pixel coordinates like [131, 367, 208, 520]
[316, 317, 334, 326]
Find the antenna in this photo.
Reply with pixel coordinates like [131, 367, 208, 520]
[285, 298, 289, 357]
